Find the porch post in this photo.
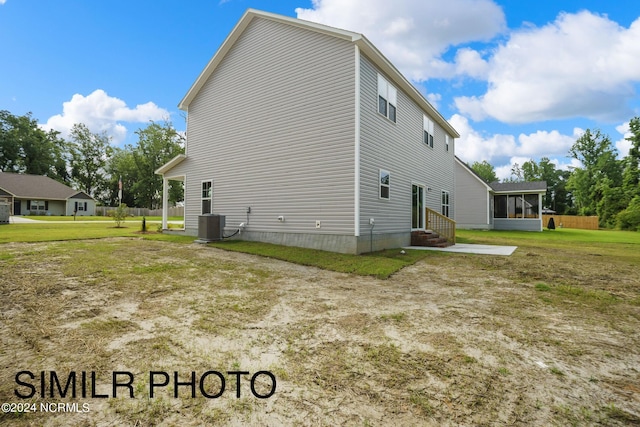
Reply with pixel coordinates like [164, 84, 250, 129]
[162, 176, 168, 230]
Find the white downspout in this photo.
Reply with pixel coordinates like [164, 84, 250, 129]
[354, 44, 361, 238]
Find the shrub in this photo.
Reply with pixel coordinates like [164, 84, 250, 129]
[113, 203, 127, 228]
[616, 196, 640, 231]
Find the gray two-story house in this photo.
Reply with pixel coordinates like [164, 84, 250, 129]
[156, 9, 459, 254]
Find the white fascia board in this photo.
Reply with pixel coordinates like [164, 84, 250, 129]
[155, 154, 187, 175]
[179, 9, 361, 111]
[356, 36, 460, 139]
[492, 189, 547, 195]
[0, 186, 16, 197]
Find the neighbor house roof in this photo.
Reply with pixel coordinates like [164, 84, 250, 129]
[489, 181, 547, 193]
[179, 8, 460, 139]
[0, 172, 93, 200]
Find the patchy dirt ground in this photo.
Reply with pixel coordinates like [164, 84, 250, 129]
[0, 238, 639, 426]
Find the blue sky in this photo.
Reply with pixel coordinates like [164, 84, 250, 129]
[1, 0, 639, 179]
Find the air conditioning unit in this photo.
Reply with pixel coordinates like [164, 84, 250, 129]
[197, 214, 225, 242]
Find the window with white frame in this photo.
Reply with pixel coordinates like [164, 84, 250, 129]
[29, 200, 46, 211]
[201, 180, 212, 214]
[379, 169, 390, 200]
[441, 190, 450, 217]
[378, 74, 397, 123]
[445, 134, 451, 152]
[424, 116, 434, 148]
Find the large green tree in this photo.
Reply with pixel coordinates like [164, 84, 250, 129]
[104, 147, 137, 207]
[129, 121, 184, 209]
[521, 157, 571, 213]
[622, 117, 640, 202]
[470, 160, 498, 183]
[68, 123, 113, 200]
[0, 110, 68, 181]
[566, 129, 622, 220]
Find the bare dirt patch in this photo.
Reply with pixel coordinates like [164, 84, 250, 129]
[0, 238, 638, 426]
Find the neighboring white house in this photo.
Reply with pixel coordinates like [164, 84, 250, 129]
[0, 172, 96, 216]
[156, 9, 459, 254]
[454, 157, 547, 231]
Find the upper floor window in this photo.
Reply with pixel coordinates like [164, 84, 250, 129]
[379, 169, 390, 200]
[424, 116, 434, 148]
[201, 180, 212, 214]
[445, 134, 451, 152]
[378, 74, 397, 123]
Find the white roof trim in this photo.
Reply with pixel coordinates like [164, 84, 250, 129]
[178, 8, 459, 138]
[492, 189, 547, 194]
[155, 154, 187, 175]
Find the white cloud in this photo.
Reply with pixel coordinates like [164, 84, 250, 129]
[454, 48, 490, 80]
[455, 11, 640, 123]
[450, 114, 517, 162]
[295, 0, 505, 80]
[426, 93, 441, 109]
[43, 89, 170, 144]
[451, 113, 581, 166]
[615, 121, 633, 158]
[0, 0, 6, 5]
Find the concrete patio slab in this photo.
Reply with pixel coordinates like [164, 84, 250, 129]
[404, 243, 517, 256]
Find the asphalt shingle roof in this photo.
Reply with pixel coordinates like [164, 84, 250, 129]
[489, 181, 547, 192]
[0, 172, 87, 200]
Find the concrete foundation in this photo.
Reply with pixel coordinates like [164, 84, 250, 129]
[167, 227, 411, 254]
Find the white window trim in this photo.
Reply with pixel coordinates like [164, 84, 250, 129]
[412, 182, 426, 230]
[377, 74, 397, 123]
[379, 169, 390, 200]
[201, 180, 212, 214]
[424, 115, 434, 148]
[441, 190, 450, 218]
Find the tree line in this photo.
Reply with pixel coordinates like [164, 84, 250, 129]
[470, 117, 640, 230]
[0, 110, 184, 209]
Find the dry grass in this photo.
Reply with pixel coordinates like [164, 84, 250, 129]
[0, 235, 638, 426]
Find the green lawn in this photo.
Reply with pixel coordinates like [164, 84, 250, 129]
[456, 228, 640, 266]
[457, 227, 640, 246]
[0, 222, 194, 244]
[21, 215, 183, 222]
[2, 222, 638, 278]
[208, 240, 445, 279]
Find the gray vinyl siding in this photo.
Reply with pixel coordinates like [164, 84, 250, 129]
[358, 55, 455, 234]
[454, 160, 490, 229]
[184, 18, 355, 234]
[493, 218, 542, 231]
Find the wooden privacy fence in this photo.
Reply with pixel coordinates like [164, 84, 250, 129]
[542, 215, 599, 230]
[95, 206, 184, 217]
[426, 207, 456, 244]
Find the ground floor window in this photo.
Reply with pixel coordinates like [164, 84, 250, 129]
[441, 190, 450, 217]
[494, 194, 539, 218]
[28, 200, 47, 211]
[379, 170, 390, 200]
[412, 184, 424, 229]
[524, 194, 540, 218]
[494, 195, 507, 218]
[201, 180, 212, 214]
